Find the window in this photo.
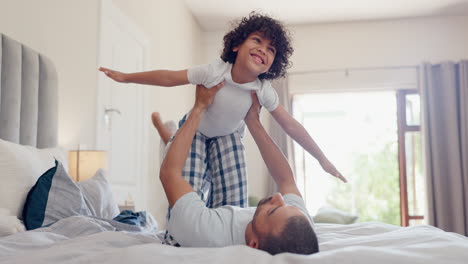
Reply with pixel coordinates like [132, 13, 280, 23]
[397, 90, 425, 226]
[293, 90, 425, 226]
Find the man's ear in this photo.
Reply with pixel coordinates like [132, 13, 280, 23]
[247, 239, 259, 249]
[233, 46, 239, 52]
[245, 222, 259, 249]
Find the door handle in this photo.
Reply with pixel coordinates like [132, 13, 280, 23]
[104, 107, 122, 130]
[105, 107, 121, 115]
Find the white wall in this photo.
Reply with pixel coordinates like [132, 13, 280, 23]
[290, 16, 468, 73]
[202, 15, 468, 200]
[0, 0, 100, 150]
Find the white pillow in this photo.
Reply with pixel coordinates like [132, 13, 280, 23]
[0, 139, 68, 219]
[0, 208, 25, 237]
[313, 206, 359, 224]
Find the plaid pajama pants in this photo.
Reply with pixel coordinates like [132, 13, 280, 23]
[162, 115, 248, 246]
[165, 114, 248, 208]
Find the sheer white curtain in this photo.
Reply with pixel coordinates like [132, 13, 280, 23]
[421, 61, 468, 236]
[267, 77, 295, 195]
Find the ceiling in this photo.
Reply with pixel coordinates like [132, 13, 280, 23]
[184, 0, 468, 31]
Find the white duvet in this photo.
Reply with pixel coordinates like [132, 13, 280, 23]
[0, 217, 467, 264]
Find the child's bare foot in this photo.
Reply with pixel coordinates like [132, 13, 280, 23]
[151, 112, 173, 145]
[151, 112, 162, 128]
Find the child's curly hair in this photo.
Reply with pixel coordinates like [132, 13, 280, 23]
[221, 12, 293, 80]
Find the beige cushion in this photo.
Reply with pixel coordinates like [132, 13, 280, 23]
[79, 169, 120, 219]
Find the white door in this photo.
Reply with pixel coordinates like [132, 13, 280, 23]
[97, 0, 150, 210]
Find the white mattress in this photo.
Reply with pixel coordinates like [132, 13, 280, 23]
[0, 217, 467, 264]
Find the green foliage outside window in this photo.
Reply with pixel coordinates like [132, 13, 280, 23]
[326, 141, 401, 225]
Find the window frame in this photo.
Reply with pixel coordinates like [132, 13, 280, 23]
[396, 89, 424, 226]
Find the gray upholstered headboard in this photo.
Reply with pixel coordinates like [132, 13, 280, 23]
[0, 33, 58, 148]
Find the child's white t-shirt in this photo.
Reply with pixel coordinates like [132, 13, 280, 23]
[187, 59, 279, 137]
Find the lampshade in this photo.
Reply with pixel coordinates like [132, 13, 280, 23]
[68, 150, 107, 181]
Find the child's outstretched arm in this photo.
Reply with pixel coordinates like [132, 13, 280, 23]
[270, 105, 347, 183]
[99, 67, 189, 87]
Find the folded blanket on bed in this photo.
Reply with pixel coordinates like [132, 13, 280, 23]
[44, 215, 159, 239]
[0, 215, 161, 261]
[113, 210, 151, 226]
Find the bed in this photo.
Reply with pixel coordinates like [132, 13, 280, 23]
[1, 33, 468, 264]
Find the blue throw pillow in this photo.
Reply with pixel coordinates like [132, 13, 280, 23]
[22, 160, 91, 230]
[21, 161, 56, 230]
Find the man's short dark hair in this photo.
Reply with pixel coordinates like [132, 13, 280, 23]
[258, 215, 319, 255]
[221, 11, 293, 80]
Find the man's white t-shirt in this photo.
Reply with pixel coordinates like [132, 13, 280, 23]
[187, 59, 279, 138]
[167, 192, 314, 247]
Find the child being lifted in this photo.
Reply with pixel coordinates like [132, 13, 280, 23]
[99, 12, 346, 210]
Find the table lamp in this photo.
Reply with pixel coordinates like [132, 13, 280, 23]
[68, 150, 107, 181]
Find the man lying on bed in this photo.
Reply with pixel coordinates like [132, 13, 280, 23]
[159, 82, 319, 255]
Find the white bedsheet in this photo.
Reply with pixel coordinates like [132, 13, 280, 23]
[0, 217, 467, 264]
